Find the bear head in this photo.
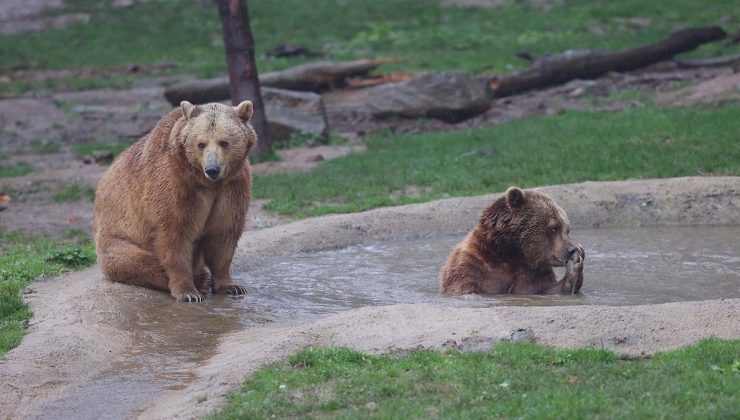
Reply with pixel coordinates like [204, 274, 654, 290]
[477, 187, 576, 270]
[178, 100, 257, 183]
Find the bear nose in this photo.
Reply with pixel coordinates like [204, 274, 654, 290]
[566, 245, 578, 258]
[205, 166, 221, 180]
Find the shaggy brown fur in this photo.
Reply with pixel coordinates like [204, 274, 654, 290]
[440, 187, 584, 295]
[93, 100, 256, 302]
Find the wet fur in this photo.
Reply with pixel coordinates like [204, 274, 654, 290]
[440, 187, 584, 295]
[93, 101, 256, 302]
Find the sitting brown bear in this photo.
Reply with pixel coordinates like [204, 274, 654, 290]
[440, 187, 584, 295]
[93, 100, 256, 302]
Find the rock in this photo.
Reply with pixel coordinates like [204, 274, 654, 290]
[92, 150, 115, 164]
[510, 328, 535, 342]
[362, 71, 493, 122]
[82, 150, 115, 164]
[262, 87, 330, 143]
[305, 154, 325, 163]
[441, 339, 459, 349]
[459, 335, 496, 350]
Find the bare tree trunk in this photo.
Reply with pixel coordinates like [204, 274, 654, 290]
[217, 0, 271, 158]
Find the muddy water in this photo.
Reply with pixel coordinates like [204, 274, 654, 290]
[36, 226, 740, 419]
[243, 226, 740, 311]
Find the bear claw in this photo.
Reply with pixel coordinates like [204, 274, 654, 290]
[216, 284, 247, 295]
[175, 292, 204, 303]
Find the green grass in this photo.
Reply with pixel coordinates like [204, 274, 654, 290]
[215, 339, 740, 419]
[72, 142, 130, 158]
[1, 0, 738, 94]
[0, 162, 33, 178]
[253, 104, 740, 217]
[52, 184, 96, 202]
[0, 229, 96, 357]
[30, 140, 61, 154]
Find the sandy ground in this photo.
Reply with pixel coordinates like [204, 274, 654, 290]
[0, 177, 739, 419]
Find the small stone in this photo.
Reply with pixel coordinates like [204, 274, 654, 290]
[91, 150, 115, 164]
[569, 86, 586, 97]
[306, 154, 325, 163]
[441, 339, 459, 349]
[510, 328, 535, 342]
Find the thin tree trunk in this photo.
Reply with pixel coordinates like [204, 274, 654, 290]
[217, 0, 272, 158]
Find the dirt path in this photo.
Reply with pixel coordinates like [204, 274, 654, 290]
[1, 177, 738, 419]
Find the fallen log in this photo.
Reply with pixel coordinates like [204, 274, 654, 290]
[490, 26, 727, 98]
[164, 59, 380, 105]
[674, 53, 740, 68]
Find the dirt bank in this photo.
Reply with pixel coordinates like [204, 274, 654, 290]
[1, 177, 739, 419]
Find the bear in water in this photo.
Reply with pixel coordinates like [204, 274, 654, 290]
[440, 187, 584, 295]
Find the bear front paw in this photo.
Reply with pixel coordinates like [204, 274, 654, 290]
[173, 291, 205, 303]
[215, 284, 247, 296]
[570, 244, 585, 273]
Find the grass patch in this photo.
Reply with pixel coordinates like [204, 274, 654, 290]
[254, 105, 740, 217]
[0, 229, 96, 357]
[0, 162, 33, 178]
[215, 339, 740, 419]
[52, 184, 96, 202]
[1, 0, 738, 94]
[72, 142, 129, 158]
[30, 140, 61, 154]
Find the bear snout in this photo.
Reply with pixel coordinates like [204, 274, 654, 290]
[205, 165, 221, 181]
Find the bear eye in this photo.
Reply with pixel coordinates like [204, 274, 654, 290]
[550, 225, 560, 234]
[197, 143, 206, 150]
[219, 140, 229, 148]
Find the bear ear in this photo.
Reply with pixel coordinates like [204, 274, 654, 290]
[505, 187, 526, 209]
[180, 101, 200, 120]
[234, 100, 253, 123]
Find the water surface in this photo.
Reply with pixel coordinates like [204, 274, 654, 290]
[242, 226, 740, 311]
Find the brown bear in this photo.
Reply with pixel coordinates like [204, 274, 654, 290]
[440, 187, 584, 295]
[93, 100, 256, 302]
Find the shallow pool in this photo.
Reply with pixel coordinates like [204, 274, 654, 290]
[41, 226, 740, 419]
[239, 226, 740, 314]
